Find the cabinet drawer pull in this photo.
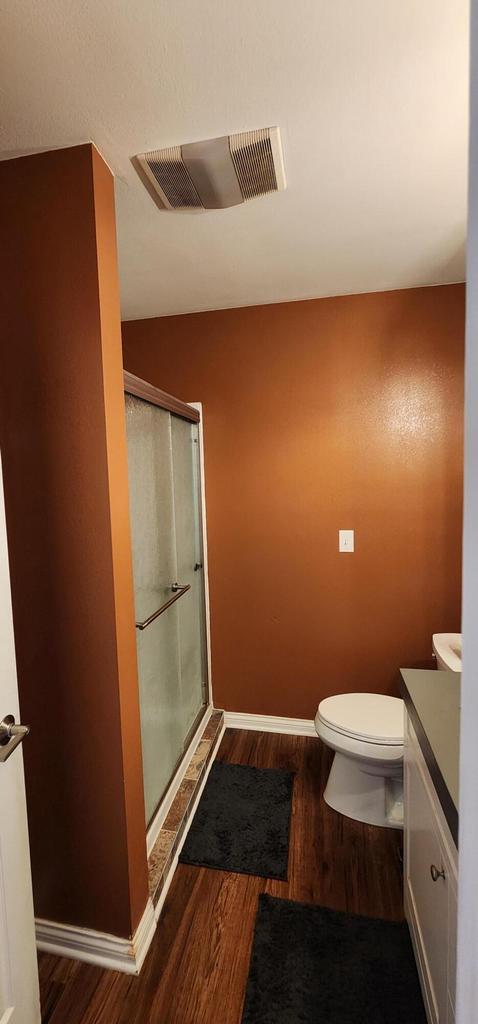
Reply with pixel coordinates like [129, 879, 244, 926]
[430, 864, 446, 882]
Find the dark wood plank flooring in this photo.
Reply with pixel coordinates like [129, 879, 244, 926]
[38, 729, 404, 1023]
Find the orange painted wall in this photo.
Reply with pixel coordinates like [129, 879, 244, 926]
[0, 145, 148, 937]
[122, 285, 464, 719]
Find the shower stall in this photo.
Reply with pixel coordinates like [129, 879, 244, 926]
[124, 371, 210, 827]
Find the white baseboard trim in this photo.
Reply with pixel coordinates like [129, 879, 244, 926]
[35, 896, 156, 975]
[35, 714, 226, 975]
[224, 711, 316, 737]
[153, 718, 226, 922]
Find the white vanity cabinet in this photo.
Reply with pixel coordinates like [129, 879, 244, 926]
[404, 714, 458, 1024]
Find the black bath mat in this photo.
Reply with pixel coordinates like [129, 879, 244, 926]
[241, 894, 426, 1024]
[179, 762, 294, 879]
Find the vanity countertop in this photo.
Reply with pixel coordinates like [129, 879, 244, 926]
[400, 668, 460, 847]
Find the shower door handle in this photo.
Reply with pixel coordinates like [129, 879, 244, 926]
[135, 584, 191, 631]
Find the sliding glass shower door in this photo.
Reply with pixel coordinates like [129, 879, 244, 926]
[125, 379, 208, 825]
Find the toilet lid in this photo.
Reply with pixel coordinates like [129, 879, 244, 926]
[318, 693, 404, 745]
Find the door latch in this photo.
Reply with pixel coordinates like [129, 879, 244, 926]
[0, 715, 30, 763]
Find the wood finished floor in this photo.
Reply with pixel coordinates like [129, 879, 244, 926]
[38, 729, 404, 1024]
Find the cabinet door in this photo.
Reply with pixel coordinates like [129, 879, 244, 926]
[405, 751, 449, 1023]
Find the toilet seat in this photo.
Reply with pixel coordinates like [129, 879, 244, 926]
[316, 719, 404, 766]
[317, 693, 404, 746]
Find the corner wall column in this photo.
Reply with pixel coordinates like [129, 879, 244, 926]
[0, 143, 148, 939]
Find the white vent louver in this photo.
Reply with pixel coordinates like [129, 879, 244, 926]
[134, 127, 286, 211]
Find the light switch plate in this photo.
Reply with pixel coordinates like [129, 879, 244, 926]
[339, 529, 354, 553]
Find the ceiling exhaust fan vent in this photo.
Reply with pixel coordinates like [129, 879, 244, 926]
[144, 146, 203, 209]
[134, 127, 286, 211]
[229, 128, 278, 200]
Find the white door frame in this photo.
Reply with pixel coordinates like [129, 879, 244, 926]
[456, 1, 478, 1019]
[0, 456, 40, 1023]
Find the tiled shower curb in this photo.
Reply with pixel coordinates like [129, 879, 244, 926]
[148, 709, 224, 907]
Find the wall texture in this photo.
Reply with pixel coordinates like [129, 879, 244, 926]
[0, 145, 148, 937]
[122, 285, 465, 719]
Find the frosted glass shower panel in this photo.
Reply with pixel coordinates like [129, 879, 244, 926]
[125, 385, 209, 826]
[136, 602, 184, 824]
[171, 415, 207, 737]
[125, 393, 176, 624]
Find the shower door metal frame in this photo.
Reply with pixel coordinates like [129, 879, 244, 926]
[124, 371, 200, 424]
[124, 371, 212, 838]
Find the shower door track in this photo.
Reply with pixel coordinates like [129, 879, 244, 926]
[124, 370, 200, 422]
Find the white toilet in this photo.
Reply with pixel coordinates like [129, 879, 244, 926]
[315, 693, 404, 829]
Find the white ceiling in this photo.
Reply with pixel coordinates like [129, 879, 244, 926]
[0, 1, 469, 319]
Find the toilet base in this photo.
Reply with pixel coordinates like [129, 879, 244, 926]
[323, 751, 404, 829]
